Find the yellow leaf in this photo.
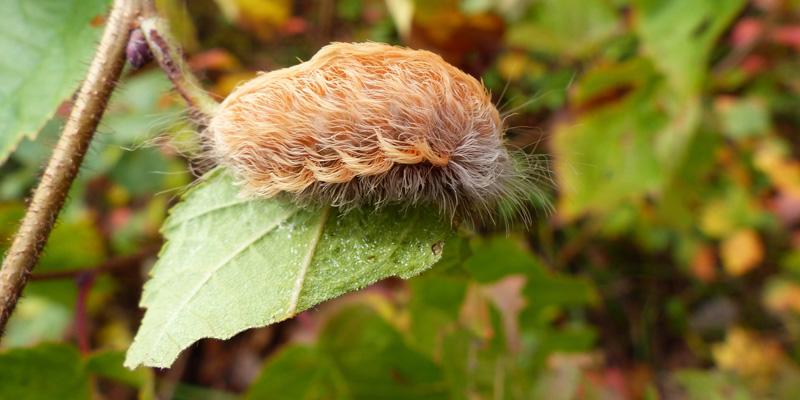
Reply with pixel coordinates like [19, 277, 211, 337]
[720, 229, 763, 276]
[699, 199, 736, 237]
[213, 0, 291, 39]
[156, 0, 199, 52]
[497, 52, 528, 81]
[764, 280, 800, 314]
[712, 327, 783, 385]
[212, 71, 259, 98]
[755, 138, 800, 197]
[97, 318, 136, 350]
[106, 184, 130, 207]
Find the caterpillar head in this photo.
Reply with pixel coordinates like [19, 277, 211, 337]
[207, 42, 551, 226]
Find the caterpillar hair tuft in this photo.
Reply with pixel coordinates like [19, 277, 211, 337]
[207, 42, 551, 225]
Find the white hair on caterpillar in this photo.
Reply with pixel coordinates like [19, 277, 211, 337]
[207, 42, 552, 226]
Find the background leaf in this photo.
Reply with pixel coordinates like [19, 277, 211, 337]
[125, 169, 451, 368]
[635, 0, 747, 97]
[0, 344, 90, 400]
[506, 0, 619, 59]
[0, 0, 110, 164]
[86, 351, 155, 400]
[2, 296, 71, 348]
[246, 306, 448, 400]
[4, 1, 800, 397]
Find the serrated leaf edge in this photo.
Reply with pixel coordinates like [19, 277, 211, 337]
[144, 207, 300, 353]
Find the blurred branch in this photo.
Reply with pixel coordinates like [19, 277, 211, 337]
[29, 246, 159, 281]
[74, 272, 96, 355]
[139, 11, 219, 126]
[0, 0, 141, 335]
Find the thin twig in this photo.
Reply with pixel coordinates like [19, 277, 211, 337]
[0, 0, 141, 334]
[74, 272, 96, 355]
[139, 14, 218, 125]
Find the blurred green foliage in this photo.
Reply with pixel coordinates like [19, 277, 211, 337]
[0, 0, 109, 163]
[2, 0, 800, 398]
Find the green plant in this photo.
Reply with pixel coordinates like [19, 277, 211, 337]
[3, 1, 800, 399]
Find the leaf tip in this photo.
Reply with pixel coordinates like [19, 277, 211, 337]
[122, 354, 140, 370]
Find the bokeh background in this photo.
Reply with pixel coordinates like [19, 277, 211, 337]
[3, 0, 800, 398]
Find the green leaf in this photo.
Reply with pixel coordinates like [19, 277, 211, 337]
[0, 0, 110, 164]
[553, 80, 668, 218]
[632, 0, 745, 167]
[674, 369, 752, 400]
[715, 97, 771, 140]
[635, 0, 746, 97]
[439, 310, 516, 397]
[172, 384, 239, 400]
[0, 203, 104, 275]
[245, 346, 345, 400]
[125, 169, 451, 368]
[38, 213, 105, 272]
[571, 58, 655, 108]
[463, 237, 596, 325]
[0, 202, 105, 307]
[109, 147, 176, 196]
[521, 264, 598, 321]
[87, 351, 155, 400]
[11, 116, 120, 183]
[30, 213, 105, 306]
[247, 306, 448, 400]
[0, 344, 90, 400]
[0, 202, 25, 239]
[3, 296, 71, 348]
[464, 236, 539, 282]
[10, 117, 64, 167]
[319, 307, 447, 399]
[102, 70, 184, 145]
[506, 0, 619, 59]
[407, 274, 468, 355]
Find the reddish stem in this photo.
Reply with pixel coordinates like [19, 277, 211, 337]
[74, 272, 96, 355]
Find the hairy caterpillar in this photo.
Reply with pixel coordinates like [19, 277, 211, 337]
[208, 42, 550, 225]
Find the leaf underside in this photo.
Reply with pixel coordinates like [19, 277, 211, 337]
[125, 169, 451, 368]
[0, 0, 109, 164]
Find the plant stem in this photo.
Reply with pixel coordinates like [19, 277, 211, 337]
[0, 0, 140, 334]
[139, 14, 218, 125]
[74, 272, 96, 355]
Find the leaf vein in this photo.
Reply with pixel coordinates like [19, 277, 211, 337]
[165, 198, 254, 228]
[154, 207, 300, 346]
[286, 206, 330, 316]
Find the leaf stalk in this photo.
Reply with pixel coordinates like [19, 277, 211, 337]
[138, 14, 218, 126]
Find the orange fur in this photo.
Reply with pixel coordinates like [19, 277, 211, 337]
[208, 42, 546, 224]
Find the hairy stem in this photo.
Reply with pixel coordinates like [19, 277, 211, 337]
[139, 14, 218, 125]
[0, 0, 140, 334]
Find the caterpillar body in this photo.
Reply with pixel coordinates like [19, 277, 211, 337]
[208, 42, 549, 225]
